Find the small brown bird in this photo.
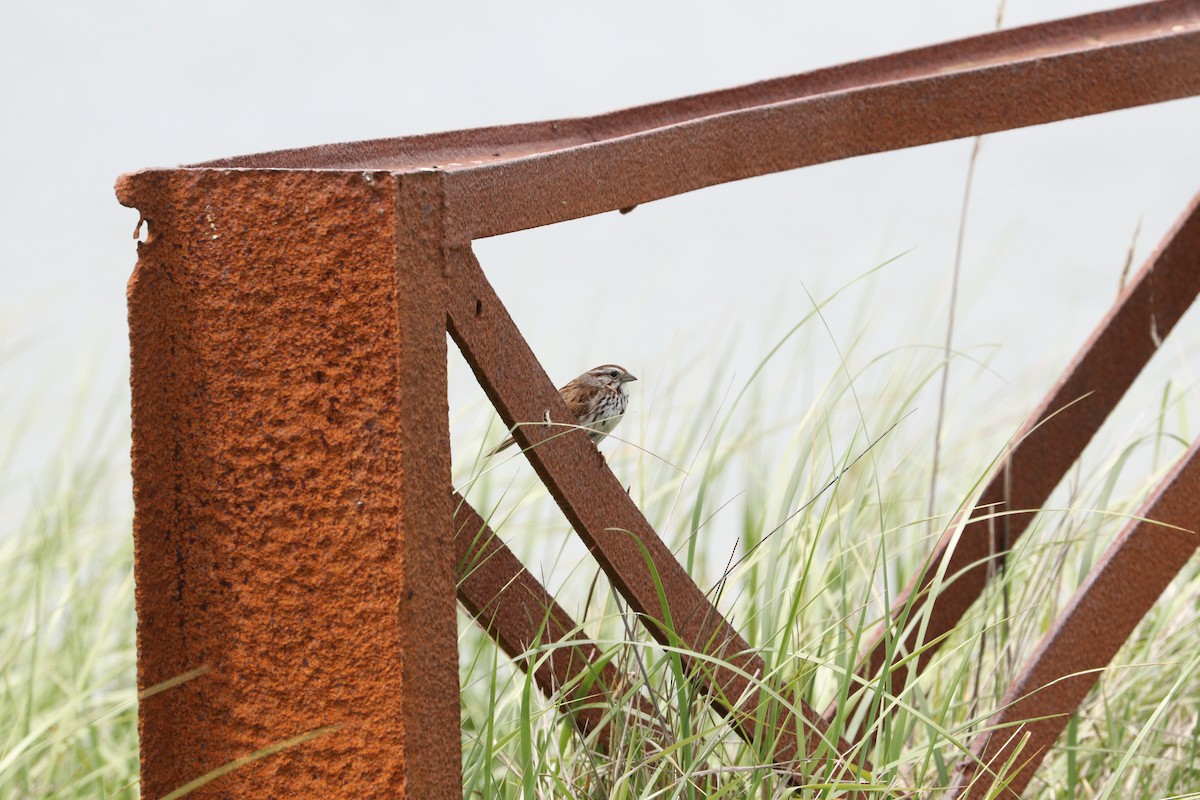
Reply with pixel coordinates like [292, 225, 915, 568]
[488, 364, 637, 456]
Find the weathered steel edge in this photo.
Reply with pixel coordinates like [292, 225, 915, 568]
[826, 189, 1200, 728]
[392, 173, 464, 798]
[949, 438, 1200, 800]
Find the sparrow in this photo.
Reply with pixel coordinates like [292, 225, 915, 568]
[488, 364, 637, 455]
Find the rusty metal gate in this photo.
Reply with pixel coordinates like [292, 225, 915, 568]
[120, 2, 1200, 797]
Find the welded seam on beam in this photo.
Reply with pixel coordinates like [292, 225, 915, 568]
[825, 190, 1200, 730]
[445, 246, 870, 784]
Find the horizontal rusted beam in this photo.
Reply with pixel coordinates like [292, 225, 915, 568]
[949, 437, 1200, 799]
[453, 491, 651, 748]
[187, 2, 1200, 240]
[825, 189, 1200, 732]
[445, 246, 867, 784]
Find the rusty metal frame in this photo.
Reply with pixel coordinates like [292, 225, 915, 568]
[120, 2, 1200, 796]
[950, 437, 1200, 798]
[446, 246, 856, 779]
[827, 190, 1200, 726]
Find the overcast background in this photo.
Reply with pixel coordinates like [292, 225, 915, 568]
[3, 1, 1198, 540]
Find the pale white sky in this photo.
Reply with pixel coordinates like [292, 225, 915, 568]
[2, 1, 1198, 525]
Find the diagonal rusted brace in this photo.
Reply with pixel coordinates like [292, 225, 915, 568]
[445, 246, 868, 783]
[453, 491, 655, 749]
[948, 435, 1200, 799]
[827, 190, 1200, 730]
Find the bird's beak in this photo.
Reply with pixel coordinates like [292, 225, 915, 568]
[625, 373, 638, 383]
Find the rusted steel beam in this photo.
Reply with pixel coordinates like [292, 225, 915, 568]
[120, 4, 1200, 794]
[824, 190, 1200, 731]
[453, 491, 653, 748]
[193, 2, 1200, 241]
[119, 169, 461, 798]
[445, 246, 868, 784]
[948, 437, 1200, 799]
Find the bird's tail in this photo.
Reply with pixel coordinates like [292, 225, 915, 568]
[486, 435, 517, 458]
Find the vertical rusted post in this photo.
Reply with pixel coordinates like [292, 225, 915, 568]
[120, 168, 460, 798]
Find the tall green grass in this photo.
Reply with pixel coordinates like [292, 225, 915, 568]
[0, 384, 138, 798]
[454, 284, 1200, 798]
[3, 292, 1197, 797]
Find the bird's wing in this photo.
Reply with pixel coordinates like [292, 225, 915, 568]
[488, 379, 589, 457]
[558, 380, 591, 425]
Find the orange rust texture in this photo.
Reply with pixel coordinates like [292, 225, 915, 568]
[121, 169, 460, 798]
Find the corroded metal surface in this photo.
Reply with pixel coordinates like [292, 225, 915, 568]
[949, 438, 1200, 799]
[189, 2, 1200, 241]
[120, 170, 461, 798]
[446, 246, 867, 783]
[453, 492, 652, 747]
[121, 2, 1200, 796]
[826, 189, 1200, 730]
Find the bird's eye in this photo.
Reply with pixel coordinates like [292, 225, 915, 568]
[608, 370, 618, 378]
